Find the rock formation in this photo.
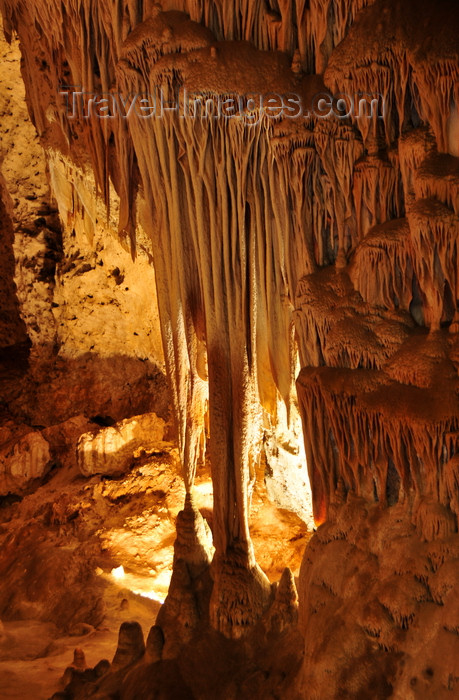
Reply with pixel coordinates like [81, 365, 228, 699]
[0, 0, 458, 697]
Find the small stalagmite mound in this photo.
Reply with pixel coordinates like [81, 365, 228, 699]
[145, 624, 164, 663]
[264, 567, 299, 634]
[71, 648, 87, 671]
[111, 621, 146, 670]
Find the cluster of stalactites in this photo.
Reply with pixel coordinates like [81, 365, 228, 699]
[289, 7, 459, 534]
[154, 0, 375, 71]
[297, 367, 459, 531]
[324, 0, 459, 156]
[113, 7, 369, 508]
[0, 0, 152, 248]
[293, 112, 459, 526]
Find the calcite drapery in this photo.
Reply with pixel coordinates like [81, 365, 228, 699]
[117, 18, 328, 633]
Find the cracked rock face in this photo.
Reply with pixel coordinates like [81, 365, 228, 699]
[0, 0, 458, 698]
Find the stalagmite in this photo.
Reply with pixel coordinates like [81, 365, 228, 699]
[349, 218, 413, 311]
[144, 625, 164, 663]
[112, 621, 146, 669]
[70, 648, 87, 671]
[265, 566, 299, 634]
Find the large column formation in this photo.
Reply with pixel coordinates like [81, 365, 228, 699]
[116, 13, 329, 634]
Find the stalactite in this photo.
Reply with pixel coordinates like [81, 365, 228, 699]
[349, 218, 413, 311]
[407, 198, 459, 329]
[412, 60, 459, 154]
[324, 0, 459, 156]
[414, 152, 459, 216]
[374, 575, 425, 630]
[0, 0, 140, 236]
[294, 269, 356, 369]
[309, 0, 376, 74]
[398, 127, 437, 204]
[314, 120, 363, 261]
[414, 499, 457, 542]
[352, 155, 403, 240]
[297, 366, 459, 522]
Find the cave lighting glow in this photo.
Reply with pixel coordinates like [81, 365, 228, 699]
[111, 565, 126, 580]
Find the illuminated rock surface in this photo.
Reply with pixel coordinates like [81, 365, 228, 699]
[0, 0, 458, 698]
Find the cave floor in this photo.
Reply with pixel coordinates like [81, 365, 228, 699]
[0, 445, 310, 699]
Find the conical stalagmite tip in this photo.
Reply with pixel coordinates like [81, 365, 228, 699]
[146, 624, 164, 662]
[264, 566, 299, 635]
[72, 648, 87, 670]
[280, 566, 295, 585]
[112, 621, 145, 669]
[173, 493, 214, 577]
[277, 567, 298, 602]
